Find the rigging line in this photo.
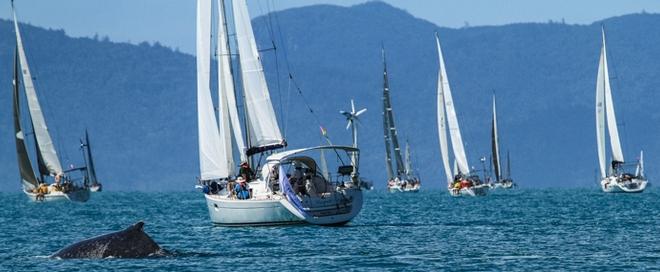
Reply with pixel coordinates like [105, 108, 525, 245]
[265, 0, 285, 139]
[605, 45, 630, 157]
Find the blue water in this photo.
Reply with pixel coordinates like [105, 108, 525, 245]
[1, 189, 658, 271]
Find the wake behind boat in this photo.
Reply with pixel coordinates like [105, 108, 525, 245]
[11, 3, 93, 202]
[434, 32, 488, 197]
[381, 48, 421, 193]
[595, 28, 648, 193]
[196, 0, 363, 226]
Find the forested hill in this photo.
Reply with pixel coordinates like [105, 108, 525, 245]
[1, 2, 660, 191]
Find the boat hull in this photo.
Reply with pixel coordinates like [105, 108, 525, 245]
[449, 184, 489, 197]
[284, 187, 363, 226]
[204, 194, 303, 226]
[600, 176, 648, 193]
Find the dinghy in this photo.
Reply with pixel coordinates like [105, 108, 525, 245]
[197, 0, 363, 225]
[11, 3, 92, 202]
[434, 32, 488, 197]
[595, 28, 648, 193]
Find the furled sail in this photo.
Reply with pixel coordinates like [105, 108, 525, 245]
[232, 0, 284, 151]
[381, 49, 405, 177]
[600, 29, 624, 166]
[436, 33, 470, 175]
[436, 34, 453, 185]
[12, 7, 62, 175]
[197, 0, 228, 180]
[491, 95, 501, 182]
[12, 47, 38, 190]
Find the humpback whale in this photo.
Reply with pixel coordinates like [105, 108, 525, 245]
[51, 221, 165, 259]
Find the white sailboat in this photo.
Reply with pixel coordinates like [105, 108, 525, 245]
[595, 28, 648, 193]
[381, 48, 421, 193]
[197, 0, 363, 225]
[434, 32, 488, 197]
[490, 95, 515, 189]
[12, 3, 92, 202]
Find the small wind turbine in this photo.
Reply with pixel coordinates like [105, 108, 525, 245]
[340, 99, 367, 149]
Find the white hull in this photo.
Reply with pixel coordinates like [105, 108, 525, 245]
[89, 184, 102, 192]
[449, 184, 489, 197]
[205, 186, 364, 226]
[600, 176, 648, 193]
[23, 188, 90, 202]
[387, 184, 420, 193]
[490, 180, 515, 190]
[205, 193, 303, 226]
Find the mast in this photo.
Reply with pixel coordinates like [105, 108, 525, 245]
[435, 33, 453, 185]
[491, 94, 501, 182]
[381, 49, 405, 177]
[12, 46, 39, 190]
[381, 48, 394, 180]
[13, 4, 63, 176]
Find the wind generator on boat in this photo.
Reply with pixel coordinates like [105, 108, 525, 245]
[196, 0, 363, 225]
[595, 27, 648, 193]
[380, 48, 421, 193]
[490, 94, 515, 189]
[434, 32, 488, 197]
[11, 2, 93, 202]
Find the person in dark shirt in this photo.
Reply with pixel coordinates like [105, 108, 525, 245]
[239, 161, 254, 181]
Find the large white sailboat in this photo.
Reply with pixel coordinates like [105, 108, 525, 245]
[197, 0, 363, 225]
[381, 48, 421, 193]
[434, 33, 488, 197]
[12, 3, 92, 202]
[595, 28, 648, 193]
[490, 95, 515, 189]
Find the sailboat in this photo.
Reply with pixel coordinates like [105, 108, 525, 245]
[595, 28, 648, 193]
[490, 95, 515, 189]
[12, 3, 92, 202]
[434, 32, 488, 197]
[81, 130, 102, 192]
[381, 48, 421, 193]
[197, 0, 363, 225]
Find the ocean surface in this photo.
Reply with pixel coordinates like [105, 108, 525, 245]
[0, 188, 658, 271]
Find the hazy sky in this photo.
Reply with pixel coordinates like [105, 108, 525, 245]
[2, 0, 658, 54]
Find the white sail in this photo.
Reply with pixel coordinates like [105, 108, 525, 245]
[232, 0, 283, 148]
[635, 150, 643, 177]
[492, 95, 501, 181]
[436, 33, 470, 175]
[12, 8, 63, 175]
[600, 29, 624, 165]
[435, 33, 453, 185]
[197, 0, 228, 180]
[216, 0, 246, 175]
[404, 142, 412, 176]
[595, 38, 607, 178]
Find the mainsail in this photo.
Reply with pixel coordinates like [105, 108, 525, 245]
[12, 47, 38, 190]
[381, 50, 405, 176]
[84, 130, 98, 186]
[232, 0, 284, 151]
[435, 33, 453, 185]
[197, 0, 228, 180]
[596, 27, 624, 178]
[491, 95, 501, 182]
[13, 7, 63, 175]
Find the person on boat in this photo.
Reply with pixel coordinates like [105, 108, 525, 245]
[234, 177, 250, 200]
[239, 161, 254, 182]
[269, 165, 280, 192]
[34, 182, 49, 200]
[49, 173, 63, 193]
